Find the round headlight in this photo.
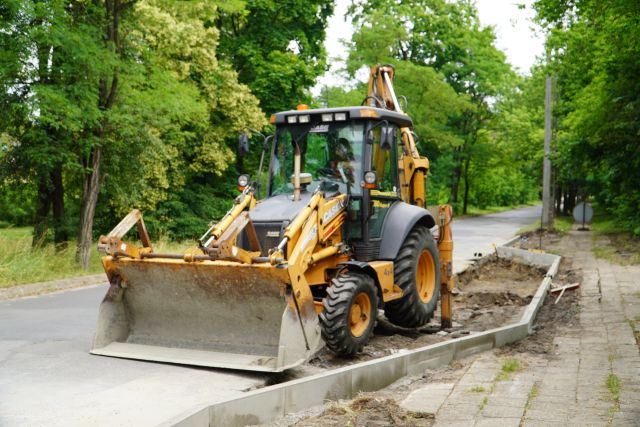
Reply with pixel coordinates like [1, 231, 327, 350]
[237, 174, 250, 188]
[364, 171, 377, 185]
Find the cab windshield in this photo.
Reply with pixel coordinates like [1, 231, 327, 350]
[269, 121, 364, 196]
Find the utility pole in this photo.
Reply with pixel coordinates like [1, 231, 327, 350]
[542, 74, 554, 229]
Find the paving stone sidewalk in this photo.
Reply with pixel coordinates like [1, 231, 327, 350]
[403, 230, 640, 426]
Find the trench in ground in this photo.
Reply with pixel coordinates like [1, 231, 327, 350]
[256, 255, 555, 388]
[254, 253, 582, 427]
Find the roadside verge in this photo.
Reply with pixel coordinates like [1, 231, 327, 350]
[0, 274, 108, 301]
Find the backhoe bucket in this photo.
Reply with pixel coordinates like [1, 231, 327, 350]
[91, 257, 322, 372]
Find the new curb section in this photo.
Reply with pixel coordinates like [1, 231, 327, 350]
[166, 242, 561, 427]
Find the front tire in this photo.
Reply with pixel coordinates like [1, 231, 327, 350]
[320, 272, 377, 356]
[385, 225, 440, 328]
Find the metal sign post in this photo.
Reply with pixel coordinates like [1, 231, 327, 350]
[573, 201, 593, 231]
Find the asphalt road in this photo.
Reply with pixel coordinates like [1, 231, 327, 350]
[451, 205, 542, 273]
[0, 205, 540, 426]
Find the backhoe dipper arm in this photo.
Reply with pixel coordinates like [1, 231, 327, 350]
[367, 64, 429, 207]
[367, 65, 421, 159]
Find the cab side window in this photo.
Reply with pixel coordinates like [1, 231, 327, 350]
[367, 124, 400, 239]
[371, 125, 399, 197]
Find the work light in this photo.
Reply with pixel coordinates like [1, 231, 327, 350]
[237, 174, 249, 190]
[363, 171, 377, 189]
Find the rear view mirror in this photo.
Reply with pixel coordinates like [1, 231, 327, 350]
[366, 129, 375, 145]
[380, 126, 394, 150]
[238, 132, 250, 155]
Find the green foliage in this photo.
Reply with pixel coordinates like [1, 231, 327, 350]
[333, 0, 537, 212]
[316, 85, 365, 109]
[216, 0, 334, 113]
[143, 178, 239, 241]
[534, 0, 640, 235]
[0, 0, 269, 251]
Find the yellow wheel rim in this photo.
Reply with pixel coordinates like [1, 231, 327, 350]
[349, 292, 372, 337]
[417, 249, 436, 303]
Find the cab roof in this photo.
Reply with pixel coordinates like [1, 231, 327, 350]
[272, 106, 413, 128]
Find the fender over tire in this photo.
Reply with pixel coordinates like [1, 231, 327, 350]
[385, 225, 440, 327]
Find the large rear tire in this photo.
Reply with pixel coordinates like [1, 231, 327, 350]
[385, 225, 440, 328]
[320, 272, 377, 356]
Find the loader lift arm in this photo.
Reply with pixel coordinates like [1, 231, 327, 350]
[98, 186, 262, 264]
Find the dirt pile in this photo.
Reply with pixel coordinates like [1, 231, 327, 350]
[501, 256, 582, 355]
[293, 394, 434, 427]
[513, 229, 563, 251]
[288, 237, 583, 427]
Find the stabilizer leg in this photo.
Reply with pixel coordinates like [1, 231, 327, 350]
[437, 205, 454, 329]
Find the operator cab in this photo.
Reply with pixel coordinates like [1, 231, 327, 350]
[263, 106, 413, 260]
[268, 106, 411, 197]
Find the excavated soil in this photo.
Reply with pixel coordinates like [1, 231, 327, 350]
[292, 395, 434, 427]
[273, 240, 583, 427]
[499, 255, 582, 355]
[513, 229, 563, 252]
[309, 256, 546, 369]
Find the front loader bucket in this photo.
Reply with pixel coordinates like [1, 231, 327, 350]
[91, 258, 322, 372]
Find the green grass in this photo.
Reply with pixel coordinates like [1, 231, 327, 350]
[525, 383, 540, 411]
[590, 205, 640, 265]
[605, 373, 621, 401]
[605, 373, 621, 425]
[593, 238, 640, 265]
[496, 358, 521, 381]
[591, 208, 622, 234]
[469, 385, 486, 393]
[554, 215, 575, 232]
[517, 213, 575, 235]
[0, 226, 188, 288]
[479, 396, 489, 411]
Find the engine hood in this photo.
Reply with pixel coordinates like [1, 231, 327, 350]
[249, 192, 313, 223]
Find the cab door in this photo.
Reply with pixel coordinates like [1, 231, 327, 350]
[367, 124, 401, 240]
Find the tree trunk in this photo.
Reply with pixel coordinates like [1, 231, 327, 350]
[565, 184, 577, 215]
[75, 0, 128, 268]
[450, 148, 462, 205]
[77, 146, 102, 269]
[555, 184, 563, 214]
[462, 154, 471, 215]
[32, 174, 51, 247]
[51, 165, 68, 248]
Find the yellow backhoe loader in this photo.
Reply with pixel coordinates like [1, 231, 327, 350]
[91, 65, 454, 372]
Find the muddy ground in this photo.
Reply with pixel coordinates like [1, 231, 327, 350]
[308, 256, 547, 369]
[513, 229, 564, 252]
[260, 237, 583, 427]
[289, 395, 435, 427]
[259, 358, 467, 427]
